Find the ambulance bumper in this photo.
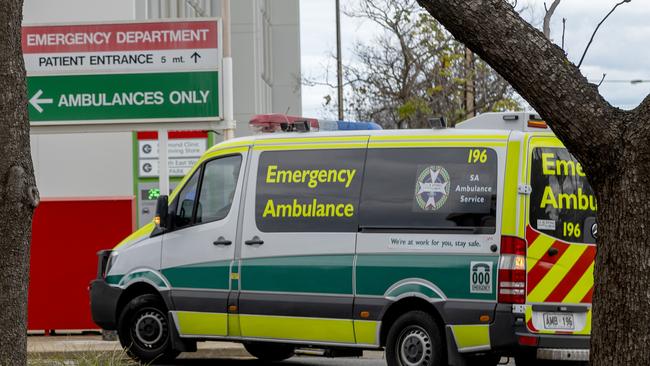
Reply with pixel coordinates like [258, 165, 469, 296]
[89, 279, 122, 330]
[489, 304, 590, 354]
[537, 348, 589, 361]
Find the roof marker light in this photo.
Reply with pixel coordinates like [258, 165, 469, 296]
[528, 120, 548, 129]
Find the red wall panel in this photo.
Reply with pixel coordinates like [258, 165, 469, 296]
[28, 197, 134, 331]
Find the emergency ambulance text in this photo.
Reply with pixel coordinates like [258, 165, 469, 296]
[538, 153, 597, 211]
[265, 165, 356, 189]
[542, 153, 585, 177]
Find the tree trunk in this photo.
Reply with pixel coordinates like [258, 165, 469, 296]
[591, 134, 650, 365]
[463, 47, 475, 120]
[416, 0, 650, 365]
[0, 0, 39, 364]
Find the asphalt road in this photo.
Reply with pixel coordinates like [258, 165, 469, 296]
[164, 355, 517, 366]
[166, 357, 385, 365]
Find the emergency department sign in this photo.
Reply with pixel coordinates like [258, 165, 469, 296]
[22, 19, 222, 125]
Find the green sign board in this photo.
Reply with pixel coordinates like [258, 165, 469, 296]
[27, 71, 220, 123]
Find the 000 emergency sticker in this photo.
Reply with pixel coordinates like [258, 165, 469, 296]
[470, 261, 493, 294]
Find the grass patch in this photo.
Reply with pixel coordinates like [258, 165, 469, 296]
[28, 350, 138, 366]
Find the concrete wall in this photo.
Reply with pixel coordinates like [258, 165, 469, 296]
[146, 0, 302, 137]
[24, 0, 137, 197]
[23, 0, 138, 23]
[23, 0, 301, 198]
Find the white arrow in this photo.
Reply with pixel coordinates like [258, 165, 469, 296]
[29, 89, 53, 113]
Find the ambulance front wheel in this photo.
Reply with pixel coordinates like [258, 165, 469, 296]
[385, 310, 445, 366]
[117, 294, 180, 364]
[243, 341, 295, 361]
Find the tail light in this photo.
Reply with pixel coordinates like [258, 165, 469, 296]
[518, 335, 539, 346]
[498, 236, 527, 304]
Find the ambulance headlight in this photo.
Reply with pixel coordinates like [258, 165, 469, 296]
[104, 251, 119, 277]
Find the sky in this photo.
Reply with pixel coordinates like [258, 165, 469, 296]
[300, 0, 650, 119]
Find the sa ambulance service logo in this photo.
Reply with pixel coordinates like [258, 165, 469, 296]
[415, 166, 450, 211]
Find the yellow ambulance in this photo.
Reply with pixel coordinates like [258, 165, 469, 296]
[90, 112, 595, 366]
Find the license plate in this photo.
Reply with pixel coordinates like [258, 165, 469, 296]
[542, 312, 575, 330]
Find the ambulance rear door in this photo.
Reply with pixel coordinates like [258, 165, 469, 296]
[524, 135, 597, 335]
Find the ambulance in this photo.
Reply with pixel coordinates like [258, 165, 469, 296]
[90, 112, 596, 366]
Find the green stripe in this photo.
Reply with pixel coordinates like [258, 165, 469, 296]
[240, 255, 353, 294]
[356, 254, 497, 300]
[106, 275, 123, 285]
[118, 270, 167, 288]
[162, 260, 231, 289]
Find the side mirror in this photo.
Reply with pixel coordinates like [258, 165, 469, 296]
[154, 195, 169, 229]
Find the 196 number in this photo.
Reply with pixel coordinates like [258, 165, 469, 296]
[563, 222, 581, 239]
[468, 149, 488, 164]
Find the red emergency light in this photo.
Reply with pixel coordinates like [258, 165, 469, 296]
[249, 114, 319, 133]
[250, 114, 381, 133]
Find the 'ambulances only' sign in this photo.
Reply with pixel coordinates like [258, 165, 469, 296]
[22, 19, 223, 125]
[27, 71, 219, 122]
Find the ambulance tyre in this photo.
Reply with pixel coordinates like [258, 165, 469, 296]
[243, 342, 295, 361]
[118, 294, 179, 364]
[386, 310, 444, 366]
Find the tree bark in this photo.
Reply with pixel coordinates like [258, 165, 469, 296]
[0, 0, 39, 364]
[416, 0, 650, 365]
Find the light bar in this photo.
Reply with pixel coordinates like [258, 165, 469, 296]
[250, 114, 381, 133]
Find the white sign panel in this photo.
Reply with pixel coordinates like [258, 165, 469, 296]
[139, 158, 199, 178]
[139, 138, 207, 159]
[25, 49, 219, 74]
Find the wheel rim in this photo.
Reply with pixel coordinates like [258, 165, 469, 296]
[398, 325, 433, 366]
[132, 309, 167, 350]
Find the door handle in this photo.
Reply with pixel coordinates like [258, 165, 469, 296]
[245, 236, 264, 245]
[548, 247, 559, 256]
[213, 237, 232, 246]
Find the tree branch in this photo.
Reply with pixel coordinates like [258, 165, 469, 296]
[543, 0, 561, 39]
[415, 0, 620, 170]
[577, 0, 631, 68]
